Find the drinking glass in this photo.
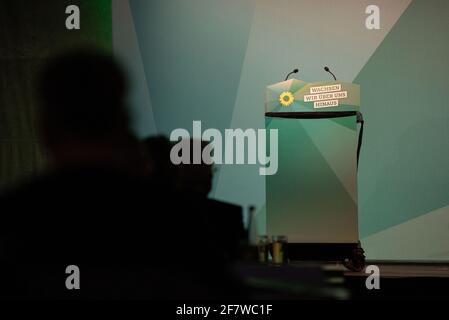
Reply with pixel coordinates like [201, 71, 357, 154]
[257, 235, 270, 264]
[271, 235, 288, 265]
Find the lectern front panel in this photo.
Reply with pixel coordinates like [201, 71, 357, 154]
[265, 113, 358, 243]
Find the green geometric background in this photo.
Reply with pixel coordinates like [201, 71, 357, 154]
[113, 0, 449, 260]
[0, 0, 112, 190]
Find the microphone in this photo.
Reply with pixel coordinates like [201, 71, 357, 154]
[284, 68, 299, 81]
[324, 66, 337, 81]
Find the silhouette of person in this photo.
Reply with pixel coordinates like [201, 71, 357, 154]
[176, 139, 214, 197]
[156, 138, 247, 261]
[141, 136, 178, 188]
[0, 49, 244, 299]
[0, 49, 150, 298]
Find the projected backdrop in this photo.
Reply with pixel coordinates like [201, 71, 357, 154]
[111, 0, 449, 261]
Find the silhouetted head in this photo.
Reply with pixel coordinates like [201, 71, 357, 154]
[38, 49, 132, 167]
[177, 139, 214, 197]
[141, 135, 178, 185]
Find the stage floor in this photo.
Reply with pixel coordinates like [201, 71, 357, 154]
[236, 261, 449, 299]
[340, 262, 449, 299]
[344, 261, 449, 278]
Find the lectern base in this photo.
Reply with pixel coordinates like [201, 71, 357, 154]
[288, 243, 366, 272]
[288, 243, 357, 261]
